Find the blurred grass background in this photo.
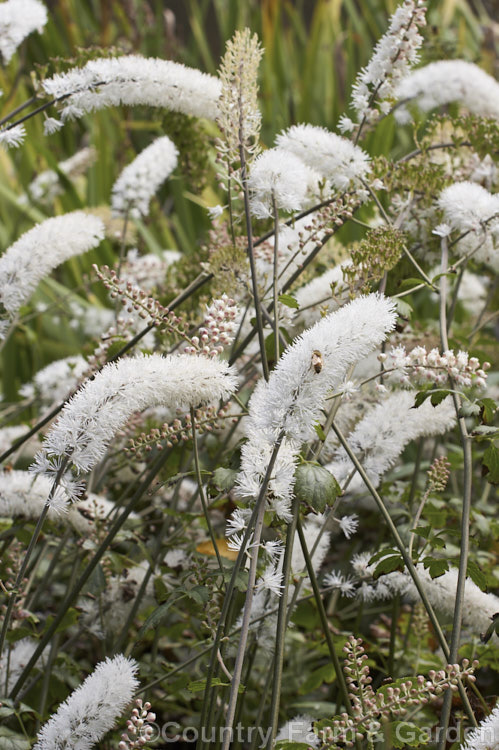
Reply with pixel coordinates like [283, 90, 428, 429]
[0, 0, 497, 401]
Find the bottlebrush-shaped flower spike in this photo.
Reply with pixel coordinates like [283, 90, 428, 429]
[42, 55, 222, 123]
[32, 353, 238, 477]
[0, 212, 105, 320]
[395, 60, 499, 122]
[0, 0, 47, 63]
[33, 654, 139, 750]
[111, 136, 178, 218]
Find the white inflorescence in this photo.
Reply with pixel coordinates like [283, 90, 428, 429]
[437, 182, 499, 272]
[395, 60, 499, 122]
[248, 148, 312, 218]
[32, 353, 238, 477]
[459, 706, 499, 750]
[347, 0, 426, 125]
[0, 212, 105, 319]
[111, 136, 179, 218]
[42, 55, 222, 123]
[325, 390, 456, 493]
[0, 124, 26, 148]
[33, 654, 139, 750]
[233, 294, 397, 521]
[19, 355, 89, 405]
[275, 124, 371, 190]
[24, 146, 96, 205]
[361, 564, 499, 643]
[0, 0, 47, 63]
[0, 470, 122, 533]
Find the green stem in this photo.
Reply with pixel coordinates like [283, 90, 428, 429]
[267, 496, 299, 748]
[296, 517, 352, 715]
[329, 419, 477, 726]
[8, 447, 172, 700]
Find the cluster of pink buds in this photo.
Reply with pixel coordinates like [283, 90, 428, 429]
[184, 294, 238, 357]
[381, 345, 489, 388]
[317, 636, 477, 749]
[119, 699, 156, 749]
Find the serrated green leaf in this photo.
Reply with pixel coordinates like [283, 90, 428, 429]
[313, 423, 326, 441]
[409, 525, 432, 540]
[430, 389, 451, 406]
[186, 585, 210, 605]
[0, 728, 31, 750]
[479, 397, 497, 424]
[294, 463, 341, 512]
[278, 293, 299, 309]
[466, 559, 487, 591]
[299, 663, 336, 694]
[136, 594, 185, 640]
[483, 443, 499, 485]
[385, 720, 431, 748]
[423, 557, 449, 579]
[373, 554, 405, 578]
[212, 467, 238, 491]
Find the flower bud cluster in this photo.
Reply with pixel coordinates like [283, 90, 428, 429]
[184, 294, 238, 357]
[318, 636, 477, 749]
[427, 455, 450, 493]
[119, 699, 156, 749]
[380, 344, 489, 388]
[126, 403, 236, 457]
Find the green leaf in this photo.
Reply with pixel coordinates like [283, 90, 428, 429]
[372, 554, 405, 578]
[422, 557, 449, 579]
[430, 389, 451, 406]
[294, 463, 341, 512]
[396, 299, 413, 318]
[212, 467, 238, 491]
[409, 525, 432, 540]
[0, 728, 31, 750]
[136, 594, 185, 640]
[185, 585, 210, 605]
[466, 559, 487, 591]
[384, 721, 431, 748]
[480, 612, 499, 644]
[313, 423, 326, 442]
[479, 397, 497, 424]
[278, 293, 300, 309]
[299, 663, 336, 694]
[483, 443, 499, 485]
[397, 277, 428, 291]
[44, 607, 79, 635]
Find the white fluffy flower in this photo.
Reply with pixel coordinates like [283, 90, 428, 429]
[33, 654, 139, 750]
[460, 706, 499, 750]
[42, 55, 222, 123]
[323, 571, 357, 598]
[0, 638, 47, 694]
[438, 182, 499, 271]
[350, 0, 426, 122]
[0, 0, 47, 63]
[248, 148, 311, 218]
[24, 146, 96, 205]
[33, 353, 238, 475]
[111, 136, 178, 218]
[276, 714, 319, 748]
[339, 514, 359, 539]
[325, 390, 456, 493]
[234, 294, 396, 520]
[19, 355, 88, 405]
[0, 470, 123, 532]
[0, 124, 26, 148]
[293, 261, 351, 328]
[395, 60, 499, 122]
[364, 564, 499, 643]
[275, 124, 370, 190]
[120, 248, 180, 291]
[0, 212, 105, 317]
